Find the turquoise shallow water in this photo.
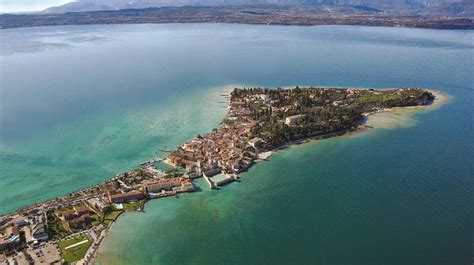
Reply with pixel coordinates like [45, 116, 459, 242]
[0, 24, 473, 264]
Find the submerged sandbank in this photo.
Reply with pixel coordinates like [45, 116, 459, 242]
[363, 90, 451, 130]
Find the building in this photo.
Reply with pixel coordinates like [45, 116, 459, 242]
[248, 137, 263, 148]
[258, 94, 269, 102]
[68, 214, 91, 229]
[87, 197, 110, 213]
[143, 178, 183, 193]
[30, 214, 48, 242]
[179, 181, 195, 192]
[0, 226, 21, 251]
[61, 206, 94, 225]
[285, 114, 306, 126]
[203, 167, 221, 178]
[107, 191, 144, 203]
[75, 206, 91, 216]
[182, 171, 200, 179]
[30, 213, 48, 242]
[62, 210, 76, 221]
[13, 217, 28, 227]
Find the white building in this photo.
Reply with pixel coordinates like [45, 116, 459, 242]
[285, 114, 306, 126]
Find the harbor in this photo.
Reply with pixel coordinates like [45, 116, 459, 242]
[203, 173, 236, 189]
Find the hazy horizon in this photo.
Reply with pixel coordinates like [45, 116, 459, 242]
[0, 0, 73, 13]
[2, 0, 471, 14]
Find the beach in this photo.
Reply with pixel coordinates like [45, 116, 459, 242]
[363, 90, 451, 130]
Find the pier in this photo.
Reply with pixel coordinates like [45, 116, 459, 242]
[139, 157, 162, 168]
[202, 173, 235, 189]
[213, 173, 235, 187]
[159, 148, 172, 153]
[202, 174, 215, 189]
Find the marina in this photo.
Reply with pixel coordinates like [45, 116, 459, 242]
[203, 173, 236, 189]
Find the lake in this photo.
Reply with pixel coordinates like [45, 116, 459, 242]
[0, 24, 472, 265]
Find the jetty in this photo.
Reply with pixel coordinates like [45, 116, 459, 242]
[159, 148, 172, 153]
[203, 172, 235, 189]
[139, 157, 162, 168]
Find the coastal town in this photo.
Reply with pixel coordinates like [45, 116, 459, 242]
[0, 86, 435, 264]
[1, 5, 472, 30]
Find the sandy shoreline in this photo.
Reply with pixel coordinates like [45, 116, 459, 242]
[361, 89, 451, 130]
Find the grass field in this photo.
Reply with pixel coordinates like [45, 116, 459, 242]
[90, 213, 103, 225]
[103, 210, 122, 226]
[122, 200, 142, 211]
[59, 235, 92, 264]
[357, 90, 399, 103]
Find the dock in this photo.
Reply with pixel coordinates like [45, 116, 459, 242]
[203, 175, 214, 189]
[159, 148, 172, 153]
[139, 157, 162, 168]
[203, 173, 235, 189]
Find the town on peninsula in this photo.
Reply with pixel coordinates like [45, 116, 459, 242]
[0, 86, 436, 264]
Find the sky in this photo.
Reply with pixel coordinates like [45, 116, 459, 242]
[0, 0, 73, 13]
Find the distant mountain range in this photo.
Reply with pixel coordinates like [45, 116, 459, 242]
[43, 0, 473, 17]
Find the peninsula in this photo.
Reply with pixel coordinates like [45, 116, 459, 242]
[0, 86, 435, 264]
